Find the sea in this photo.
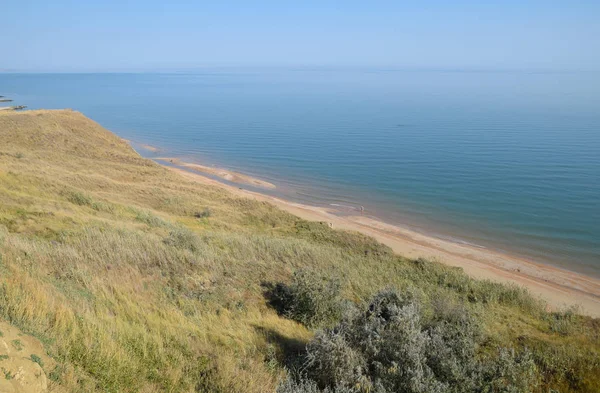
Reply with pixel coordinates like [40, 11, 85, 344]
[1, 69, 599, 276]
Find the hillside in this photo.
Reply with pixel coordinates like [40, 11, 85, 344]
[0, 109, 598, 393]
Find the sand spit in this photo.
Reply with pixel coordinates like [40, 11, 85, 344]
[140, 143, 160, 152]
[155, 157, 276, 189]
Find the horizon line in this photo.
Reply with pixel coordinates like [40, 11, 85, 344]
[2, 65, 599, 75]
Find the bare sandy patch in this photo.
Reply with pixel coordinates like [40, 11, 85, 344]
[140, 144, 160, 152]
[0, 321, 56, 393]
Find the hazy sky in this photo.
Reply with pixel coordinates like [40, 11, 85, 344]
[2, 1, 599, 71]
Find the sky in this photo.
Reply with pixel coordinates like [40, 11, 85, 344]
[1, 1, 599, 72]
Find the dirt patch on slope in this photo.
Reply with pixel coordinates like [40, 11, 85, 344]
[0, 321, 55, 393]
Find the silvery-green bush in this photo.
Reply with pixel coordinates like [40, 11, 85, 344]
[280, 289, 537, 393]
[276, 378, 322, 393]
[276, 377, 365, 393]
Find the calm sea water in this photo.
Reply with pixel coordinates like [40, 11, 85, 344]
[1, 70, 599, 276]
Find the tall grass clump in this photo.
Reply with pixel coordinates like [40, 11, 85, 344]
[547, 306, 581, 336]
[135, 208, 171, 228]
[64, 190, 114, 213]
[66, 190, 93, 206]
[163, 226, 202, 252]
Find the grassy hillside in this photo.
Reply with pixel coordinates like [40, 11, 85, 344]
[0, 110, 598, 393]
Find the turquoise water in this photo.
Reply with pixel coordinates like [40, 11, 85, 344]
[1, 70, 599, 275]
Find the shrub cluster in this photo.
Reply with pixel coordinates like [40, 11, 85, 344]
[66, 191, 93, 206]
[135, 209, 170, 228]
[65, 190, 114, 212]
[163, 227, 202, 252]
[279, 289, 537, 393]
[269, 269, 344, 328]
[547, 306, 581, 336]
[194, 207, 212, 219]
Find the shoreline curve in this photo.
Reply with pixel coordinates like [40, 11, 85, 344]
[162, 163, 600, 317]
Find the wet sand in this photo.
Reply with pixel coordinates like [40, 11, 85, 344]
[165, 164, 600, 317]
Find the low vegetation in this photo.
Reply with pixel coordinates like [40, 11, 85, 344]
[0, 110, 598, 392]
[277, 286, 537, 392]
[267, 269, 344, 328]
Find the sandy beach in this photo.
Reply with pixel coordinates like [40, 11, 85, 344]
[140, 143, 160, 152]
[163, 161, 600, 317]
[156, 157, 277, 189]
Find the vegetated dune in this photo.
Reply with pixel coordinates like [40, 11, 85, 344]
[0, 109, 598, 393]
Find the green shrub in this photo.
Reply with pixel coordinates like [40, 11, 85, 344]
[277, 378, 358, 393]
[65, 190, 114, 212]
[270, 269, 343, 328]
[305, 329, 366, 389]
[424, 299, 482, 389]
[163, 227, 202, 252]
[135, 209, 169, 227]
[91, 201, 114, 213]
[11, 339, 23, 351]
[282, 289, 539, 393]
[67, 191, 93, 206]
[277, 378, 321, 393]
[548, 306, 581, 336]
[194, 208, 212, 219]
[480, 348, 537, 393]
[30, 354, 44, 367]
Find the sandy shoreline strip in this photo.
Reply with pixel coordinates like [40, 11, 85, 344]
[156, 157, 276, 189]
[140, 143, 160, 152]
[164, 164, 600, 317]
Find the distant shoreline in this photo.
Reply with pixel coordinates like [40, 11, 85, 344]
[5, 70, 599, 289]
[142, 151, 600, 317]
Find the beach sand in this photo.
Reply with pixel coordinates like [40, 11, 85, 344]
[156, 157, 276, 189]
[165, 163, 600, 317]
[140, 143, 160, 152]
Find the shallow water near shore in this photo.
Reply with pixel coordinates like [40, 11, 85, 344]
[1, 69, 599, 276]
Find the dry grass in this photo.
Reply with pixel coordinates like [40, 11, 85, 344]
[0, 110, 598, 392]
